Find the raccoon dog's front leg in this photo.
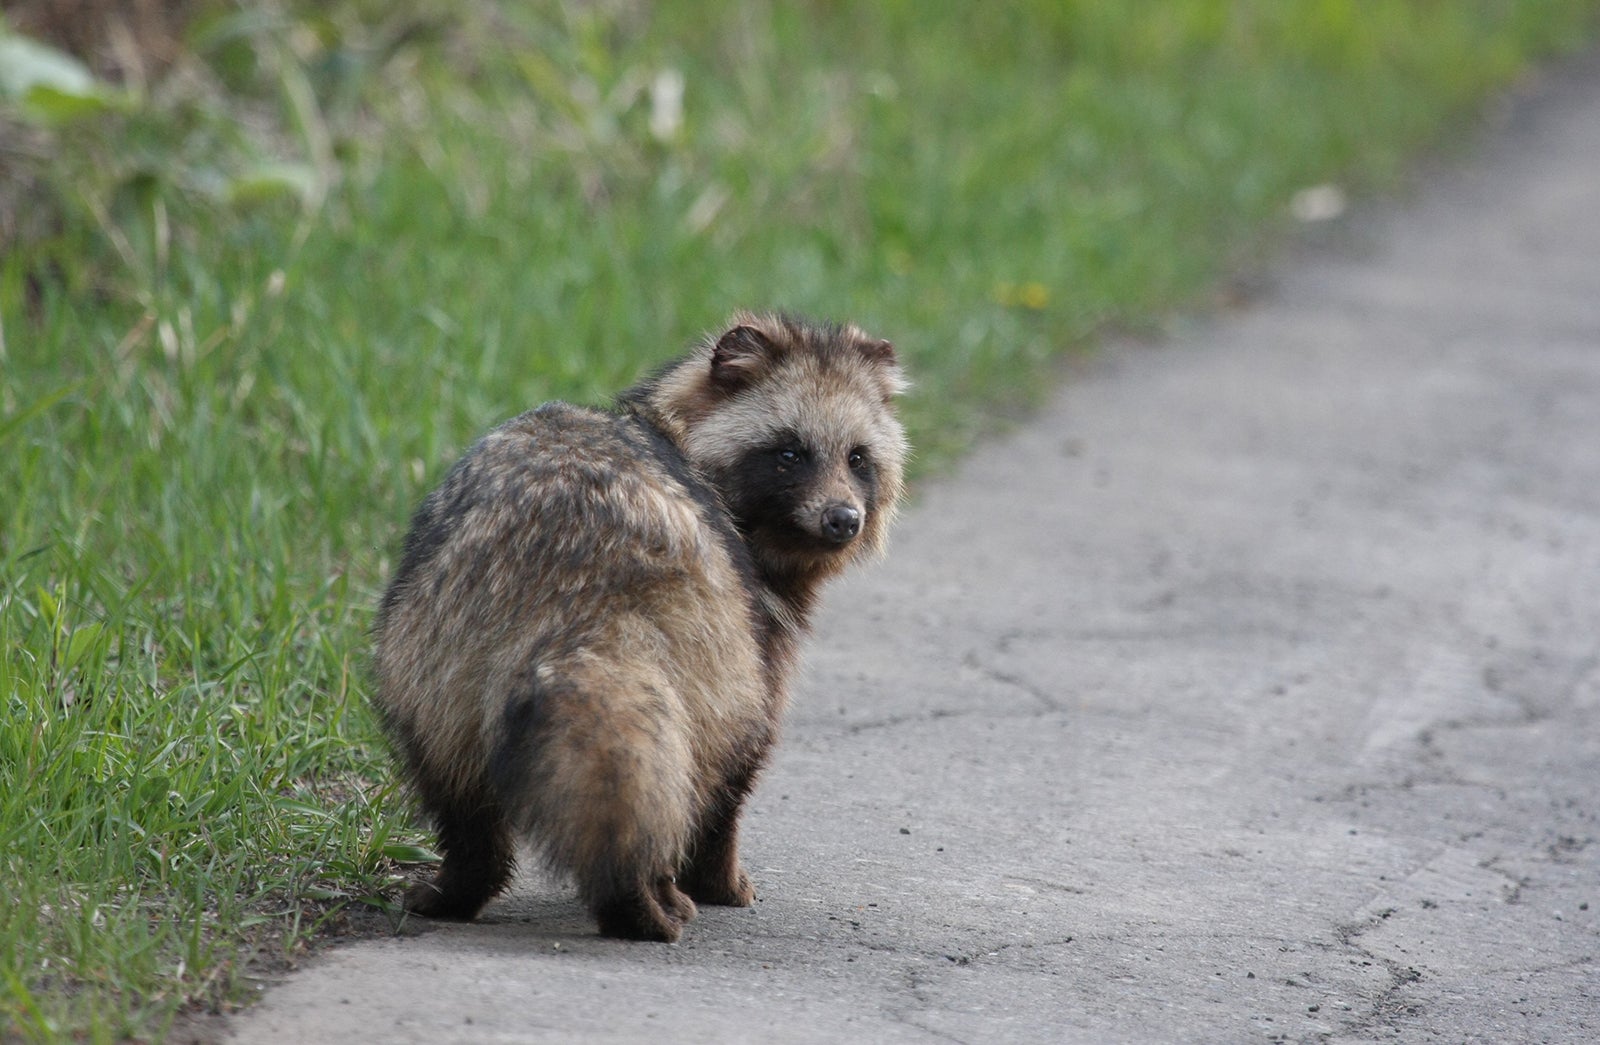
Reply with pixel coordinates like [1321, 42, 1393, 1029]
[404, 788, 516, 920]
[677, 761, 762, 907]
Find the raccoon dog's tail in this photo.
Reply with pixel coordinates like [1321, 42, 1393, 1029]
[487, 617, 702, 940]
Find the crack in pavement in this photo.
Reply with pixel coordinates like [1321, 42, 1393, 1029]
[1331, 917, 1427, 1039]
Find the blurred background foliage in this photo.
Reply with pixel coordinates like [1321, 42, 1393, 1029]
[9, 1, 1599, 455]
[2, 0, 1599, 1037]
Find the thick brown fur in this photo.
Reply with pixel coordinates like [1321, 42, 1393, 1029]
[372, 312, 908, 941]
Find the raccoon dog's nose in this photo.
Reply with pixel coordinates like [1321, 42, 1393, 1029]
[820, 505, 861, 544]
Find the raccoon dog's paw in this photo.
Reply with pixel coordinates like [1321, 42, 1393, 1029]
[402, 877, 490, 921]
[593, 876, 698, 943]
[679, 866, 756, 907]
[657, 877, 699, 923]
[397, 819, 514, 920]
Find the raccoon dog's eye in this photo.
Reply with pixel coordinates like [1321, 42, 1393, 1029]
[848, 447, 868, 470]
[776, 448, 800, 469]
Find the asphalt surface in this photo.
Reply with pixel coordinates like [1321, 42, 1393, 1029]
[229, 55, 1600, 1044]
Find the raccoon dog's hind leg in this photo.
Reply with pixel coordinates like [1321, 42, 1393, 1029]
[492, 650, 700, 942]
[379, 706, 516, 920]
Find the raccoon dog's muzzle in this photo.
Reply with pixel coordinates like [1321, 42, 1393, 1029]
[819, 504, 861, 544]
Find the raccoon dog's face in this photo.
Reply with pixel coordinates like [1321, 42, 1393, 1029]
[659, 313, 909, 574]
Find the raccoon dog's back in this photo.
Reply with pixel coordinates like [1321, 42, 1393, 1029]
[375, 405, 768, 915]
[373, 312, 908, 941]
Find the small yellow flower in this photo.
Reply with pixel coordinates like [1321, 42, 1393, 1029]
[992, 281, 1050, 310]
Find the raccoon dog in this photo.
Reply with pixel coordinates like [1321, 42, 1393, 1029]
[372, 312, 908, 942]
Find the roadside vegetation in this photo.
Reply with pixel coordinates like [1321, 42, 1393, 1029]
[2, 1, 1597, 1038]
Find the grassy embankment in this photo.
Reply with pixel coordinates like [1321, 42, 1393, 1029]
[3, 1, 1597, 1038]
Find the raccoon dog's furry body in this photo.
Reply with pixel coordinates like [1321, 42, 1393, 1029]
[373, 313, 908, 941]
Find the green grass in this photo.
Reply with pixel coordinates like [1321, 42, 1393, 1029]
[3, 0, 1599, 1038]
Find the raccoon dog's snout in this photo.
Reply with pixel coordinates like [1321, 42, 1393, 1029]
[820, 504, 861, 543]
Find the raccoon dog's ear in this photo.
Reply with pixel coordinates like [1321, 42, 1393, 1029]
[860, 338, 896, 366]
[856, 335, 910, 399]
[710, 325, 777, 391]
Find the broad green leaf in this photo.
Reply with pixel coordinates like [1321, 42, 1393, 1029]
[0, 34, 95, 99]
[21, 83, 117, 123]
[299, 885, 349, 901]
[63, 624, 106, 673]
[225, 163, 319, 206]
[0, 33, 126, 124]
[380, 843, 441, 864]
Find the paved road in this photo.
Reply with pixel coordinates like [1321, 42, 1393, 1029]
[230, 55, 1600, 1044]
